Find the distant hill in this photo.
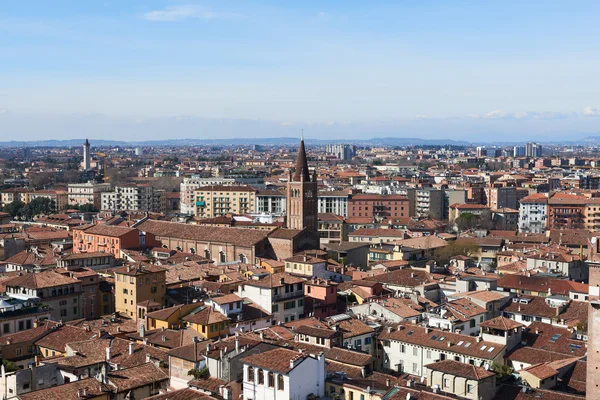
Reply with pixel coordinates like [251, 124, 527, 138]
[0, 137, 471, 147]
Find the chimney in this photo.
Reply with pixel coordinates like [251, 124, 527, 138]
[162, 335, 167, 342]
[140, 323, 145, 338]
[82, 388, 88, 397]
[410, 272, 415, 278]
[259, 331, 264, 341]
[128, 341, 134, 355]
[116, 326, 121, 333]
[146, 353, 152, 363]
[425, 327, 430, 333]
[476, 336, 483, 343]
[280, 278, 285, 284]
[386, 378, 391, 387]
[361, 366, 366, 378]
[105, 345, 111, 361]
[235, 334, 239, 353]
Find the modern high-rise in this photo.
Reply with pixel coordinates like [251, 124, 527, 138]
[525, 142, 542, 158]
[326, 144, 356, 160]
[513, 145, 526, 157]
[286, 138, 318, 232]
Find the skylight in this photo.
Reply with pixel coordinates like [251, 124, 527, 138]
[457, 341, 464, 346]
[487, 347, 495, 352]
[438, 336, 445, 342]
[464, 343, 471, 348]
[480, 345, 487, 350]
[549, 334, 562, 343]
[408, 331, 414, 336]
[431, 335, 438, 340]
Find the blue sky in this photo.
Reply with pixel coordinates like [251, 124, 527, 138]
[1, 0, 600, 141]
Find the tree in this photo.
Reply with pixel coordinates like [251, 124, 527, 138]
[20, 198, 56, 220]
[455, 213, 478, 232]
[491, 361, 513, 379]
[29, 171, 55, 189]
[69, 203, 99, 212]
[2, 200, 24, 218]
[432, 239, 479, 266]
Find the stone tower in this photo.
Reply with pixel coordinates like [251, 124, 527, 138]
[286, 137, 318, 232]
[83, 138, 91, 171]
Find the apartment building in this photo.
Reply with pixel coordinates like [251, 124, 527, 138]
[0, 188, 31, 207]
[547, 193, 586, 230]
[72, 224, 157, 259]
[4, 271, 83, 321]
[67, 181, 112, 209]
[519, 193, 548, 233]
[194, 185, 257, 218]
[318, 191, 350, 217]
[101, 184, 166, 213]
[114, 264, 167, 318]
[415, 189, 445, 220]
[485, 186, 517, 210]
[238, 273, 305, 324]
[348, 194, 409, 221]
[378, 324, 506, 377]
[180, 176, 265, 214]
[318, 213, 346, 244]
[256, 189, 286, 215]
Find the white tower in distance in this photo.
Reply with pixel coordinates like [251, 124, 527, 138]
[83, 138, 91, 170]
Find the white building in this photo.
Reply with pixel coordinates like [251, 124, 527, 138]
[519, 194, 548, 234]
[180, 176, 265, 215]
[238, 273, 305, 325]
[318, 191, 350, 217]
[204, 294, 272, 334]
[241, 348, 325, 400]
[67, 181, 112, 209]
[379, 324, 505, 377]
[101, 184, 166, 213]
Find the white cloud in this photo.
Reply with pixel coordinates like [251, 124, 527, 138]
[482, 109, 509, 119]
[143, 5, 240, 22]
[584, 106, 600, 116]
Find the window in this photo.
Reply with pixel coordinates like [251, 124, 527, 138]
[258, 369, 264, 385]
[16, 348, 22, 356]
[444, 379, 450, 388]
[467, 384, 474, 394]
[426, 350, 431, 359]
[268, 372, 275, 387]
[18, 321, 24, 331]
[247, 367, 254, 382]
[365, 337, 372, 345]
[413, 347, 418, 356]
[278, 374, 284, 390]
[60, 309, 67, 317]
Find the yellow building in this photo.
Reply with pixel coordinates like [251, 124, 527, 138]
[0, 188, 30, 207]
[114, 264, 167, 318]
[193, 185, 257, 218]
[182, 305, 230, 339]
[146, 303, 200, 330]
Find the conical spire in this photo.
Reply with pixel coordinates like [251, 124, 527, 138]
[293, 138, 310, 182]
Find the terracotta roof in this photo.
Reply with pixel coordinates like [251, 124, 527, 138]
[480, 316, 525, 331]
[17, 377, 108, 400]
[146, 388, 215, 400]
[379, 324, 504, 360]
[182, 305, 229, 325]
[425, 359, 495, 380]
[75, 224, 136, 237]
[244, 272, 305, 288]
[4, 270, 80, 289]
[107, 362, 168, 391]
[137, 219, 270, 247]
[364, 268, 431, 287]
[241, 348, 309, 374]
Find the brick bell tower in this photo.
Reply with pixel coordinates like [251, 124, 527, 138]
[286, 135, 318, 233]
[587, 234, 600, 393]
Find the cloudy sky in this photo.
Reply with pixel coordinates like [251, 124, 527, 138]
[1, 0, 600, 142]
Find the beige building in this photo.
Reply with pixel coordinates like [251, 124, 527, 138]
[67, 181, 112, 209]
[0, 188, 30, 207]
[193, 185, 257, 218]
[114, 264, 167, 318]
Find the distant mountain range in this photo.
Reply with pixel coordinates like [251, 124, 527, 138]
[0, 135, 596, 147]
[0, 137, 472, 148]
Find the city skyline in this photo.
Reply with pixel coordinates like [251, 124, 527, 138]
[2, 1, 600, 140]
